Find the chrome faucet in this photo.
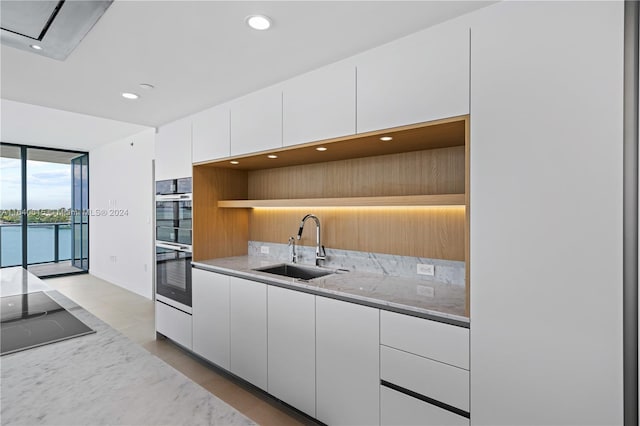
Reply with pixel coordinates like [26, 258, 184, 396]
[288, 236, 297, 263]
[296, 214, 326, 266]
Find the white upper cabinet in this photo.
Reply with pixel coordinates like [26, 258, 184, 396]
[282, 61, 356, 147]
[192, 104, 230, 163]
[155, 117, 192, 180]
[356, 20, 470, 133]
[230, 85, 282, 156]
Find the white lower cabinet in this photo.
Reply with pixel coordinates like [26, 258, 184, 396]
[316, 296, 380, 426]
[380, 310, 469, 369]
[381, 345, 469, 412]
[192, 268, 230, 369]
[155, 301, 192, 350]
[187, 268, 471, 426]
[379, 311, 470, 426]
[381, 386, 469, 426]
[267, 286, 316, 417]
[229, 276, 268, 390]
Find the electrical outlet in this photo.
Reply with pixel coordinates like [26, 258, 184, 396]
[416, 263, 435, 276]
[260, 246, 270, 254]
[417, 285, 435, 298]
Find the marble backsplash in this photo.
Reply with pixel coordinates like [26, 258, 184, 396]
[248, 241, 465, 287]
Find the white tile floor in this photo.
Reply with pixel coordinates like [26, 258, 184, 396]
[45, 274, 319, 426]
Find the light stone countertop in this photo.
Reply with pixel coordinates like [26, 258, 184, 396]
[0, 267, 52, 297]
[0, 267, 256, 426]
[192, 256, 469, 326]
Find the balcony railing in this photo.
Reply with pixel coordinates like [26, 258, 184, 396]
[0, 222, 72, 267]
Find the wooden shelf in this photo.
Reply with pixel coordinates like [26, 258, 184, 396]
[218, 194, 465, 208]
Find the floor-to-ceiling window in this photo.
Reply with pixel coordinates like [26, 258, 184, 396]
[0, 143, 89, 277]
[0, 145, 22, 267]
[71, 153, 89, 271]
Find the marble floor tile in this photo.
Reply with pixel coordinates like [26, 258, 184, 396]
[44, 273, 319, 426]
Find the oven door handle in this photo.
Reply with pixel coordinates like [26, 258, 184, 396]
[155, 242, 192, 252]
[156, 194, 192, 202]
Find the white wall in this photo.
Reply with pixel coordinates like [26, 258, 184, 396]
[89, 128, 155, 299]
[469, 1, 624, 425]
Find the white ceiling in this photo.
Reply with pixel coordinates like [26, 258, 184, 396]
[0, 99, 150, 151]
[1, 0, 493, 130]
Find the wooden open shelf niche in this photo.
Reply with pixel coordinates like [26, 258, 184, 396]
[193, 115, 470, 315]
[218, 194, 464, 208]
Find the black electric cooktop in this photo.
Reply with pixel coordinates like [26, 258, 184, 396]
[1, 292, 95, 356]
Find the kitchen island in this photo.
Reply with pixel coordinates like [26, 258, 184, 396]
[0, 267, 255, 426]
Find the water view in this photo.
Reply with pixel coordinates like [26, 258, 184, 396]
[0, 224, 72, 267]
[1, 145, 89, 274]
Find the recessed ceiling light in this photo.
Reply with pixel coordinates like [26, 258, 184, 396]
[246, 15, 272, 30]
[139, 83, 155, 90]
[316, 147, 327, 151]
[267, 154, 278, 159]
[121, 92, 139, 100]
[230, 161, 239, 165]
[30, 44, 42, 50]
[380, 136, 393, 141]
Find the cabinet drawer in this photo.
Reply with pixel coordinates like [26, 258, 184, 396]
[381, 346, 469, 412]
[155, 301, 192, 350]
[380, 310, 469, 369]
[381, 386, 469, 426]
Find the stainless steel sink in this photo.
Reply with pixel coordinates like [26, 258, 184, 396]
[253, 264, 334, 280]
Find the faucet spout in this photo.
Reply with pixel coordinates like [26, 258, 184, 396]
[296, 214, 326, 266]
[288, 236, 297, 263]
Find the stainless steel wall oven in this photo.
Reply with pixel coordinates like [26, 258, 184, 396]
[155, 178, 192, 309]
[155, 242, 192, 308]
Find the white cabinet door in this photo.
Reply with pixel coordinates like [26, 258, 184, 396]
[267, 286, 316, 417]
[229, 276, 267, 390]
[192, 268, 230, 369]
[155, 301, 192, 350]
[381, 386, 469, 426]
[230, 85, 282, 156]
[155, 117, 192, 180]
[469, 2, 624, 426]
[192, 104, 230, 163]
[283, 61, 356, 146]
[356, 20, 469, 133]
[316, 296, 379, 426]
